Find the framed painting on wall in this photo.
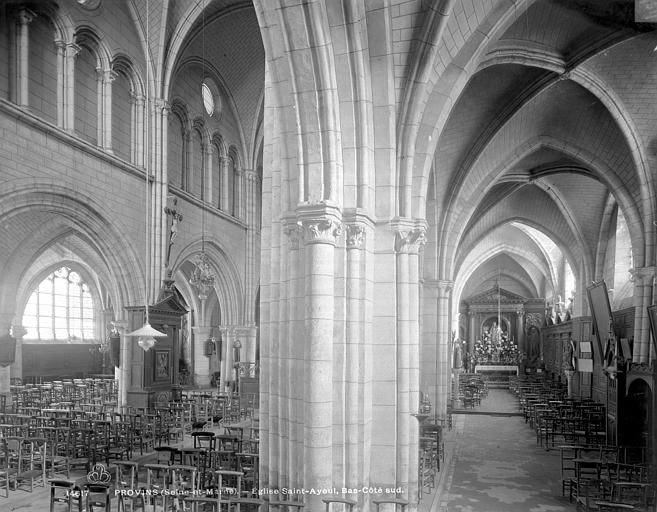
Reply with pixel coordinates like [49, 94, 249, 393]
[154, 350, 170, 381]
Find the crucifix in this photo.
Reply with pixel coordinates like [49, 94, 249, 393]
[164, 197, 183, 269]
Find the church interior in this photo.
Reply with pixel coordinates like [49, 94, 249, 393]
[0, 0, 656, 510]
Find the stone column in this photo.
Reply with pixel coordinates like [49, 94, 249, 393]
[132, 93, 145, 167]
[55, 40, 66, 127]
[152, 98, 170, 293]
[9, 325, 26, 381]
[393, 220, 426, 505]
[0, 320, 18, 393]
[435, 281, 453, 420]
[219, 156, 230, 212]
[204, 147, 214, 203]
[101, 69, 117, 152]
[219, 326, 234, 391]
[235, 168, 245, 220]
[244, 325, 257, 363]
[516, 308, 525, 354]
[345, 221, 365, 493]
[468, 311, 476, 358]
[193, 325, 212, 387]
[298, 205, 341, 512]
[15, 8, 35, 107]
[630, 267, 655, 364]
[64, 43, 80, 132]
[283, 219, 302, 489]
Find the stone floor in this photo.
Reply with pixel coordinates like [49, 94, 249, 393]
[433, 388, 576, 512]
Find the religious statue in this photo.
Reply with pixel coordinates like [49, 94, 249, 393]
[453, 340, 463, 369]
[164, 197, 183, 268]
[527, 325, 541, 365]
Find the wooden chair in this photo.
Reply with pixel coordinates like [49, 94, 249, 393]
[49, 479, 84, 512]
[114, 461, 141, 512]
[372, 497, 409, 512]
[322, 497, 357, 512]
[229, 497, 266, 512]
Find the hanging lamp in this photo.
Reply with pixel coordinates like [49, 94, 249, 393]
[125, 0, 166, 351]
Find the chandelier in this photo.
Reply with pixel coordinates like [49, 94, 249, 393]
[189, 252, 215, 300]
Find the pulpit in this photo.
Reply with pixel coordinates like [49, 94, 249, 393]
[125, 287, 188, 409]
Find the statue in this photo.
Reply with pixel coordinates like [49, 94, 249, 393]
[164, 198, 183, 268]
[453, 341, 463, 369]
[527, 325, 541, 366]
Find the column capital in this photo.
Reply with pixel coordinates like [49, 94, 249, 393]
[424, 279, 453, 296]
[282, 214, 302, 250]
[219, 155, 231, 167]
[54, 39, 67, 52]
[16, 7, 36, 25]
[630, 266, 657, 282]
[468, 310, 477, 317]
[345, 224, 365, 249]
[153, 97, 170, 114]
[65, 42, 81, 58]
[391, 217, 427, 254]
[131, 92, 145, 105]
[243, 169, 260, 183]
[515, 307, 525, 316]
[297, 203, 342, 246]
[343, 208, 375, 250]
[10, 325, 27, 339]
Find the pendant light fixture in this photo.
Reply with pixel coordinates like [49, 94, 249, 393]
[125, 0, 166, 351]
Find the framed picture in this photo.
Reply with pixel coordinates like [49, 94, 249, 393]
[647, 304, 657, 357]
[154, 350, 170, 381]
[586, 280, 613, 364]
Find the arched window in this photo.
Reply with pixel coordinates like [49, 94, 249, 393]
[22, 266, 95, 342]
